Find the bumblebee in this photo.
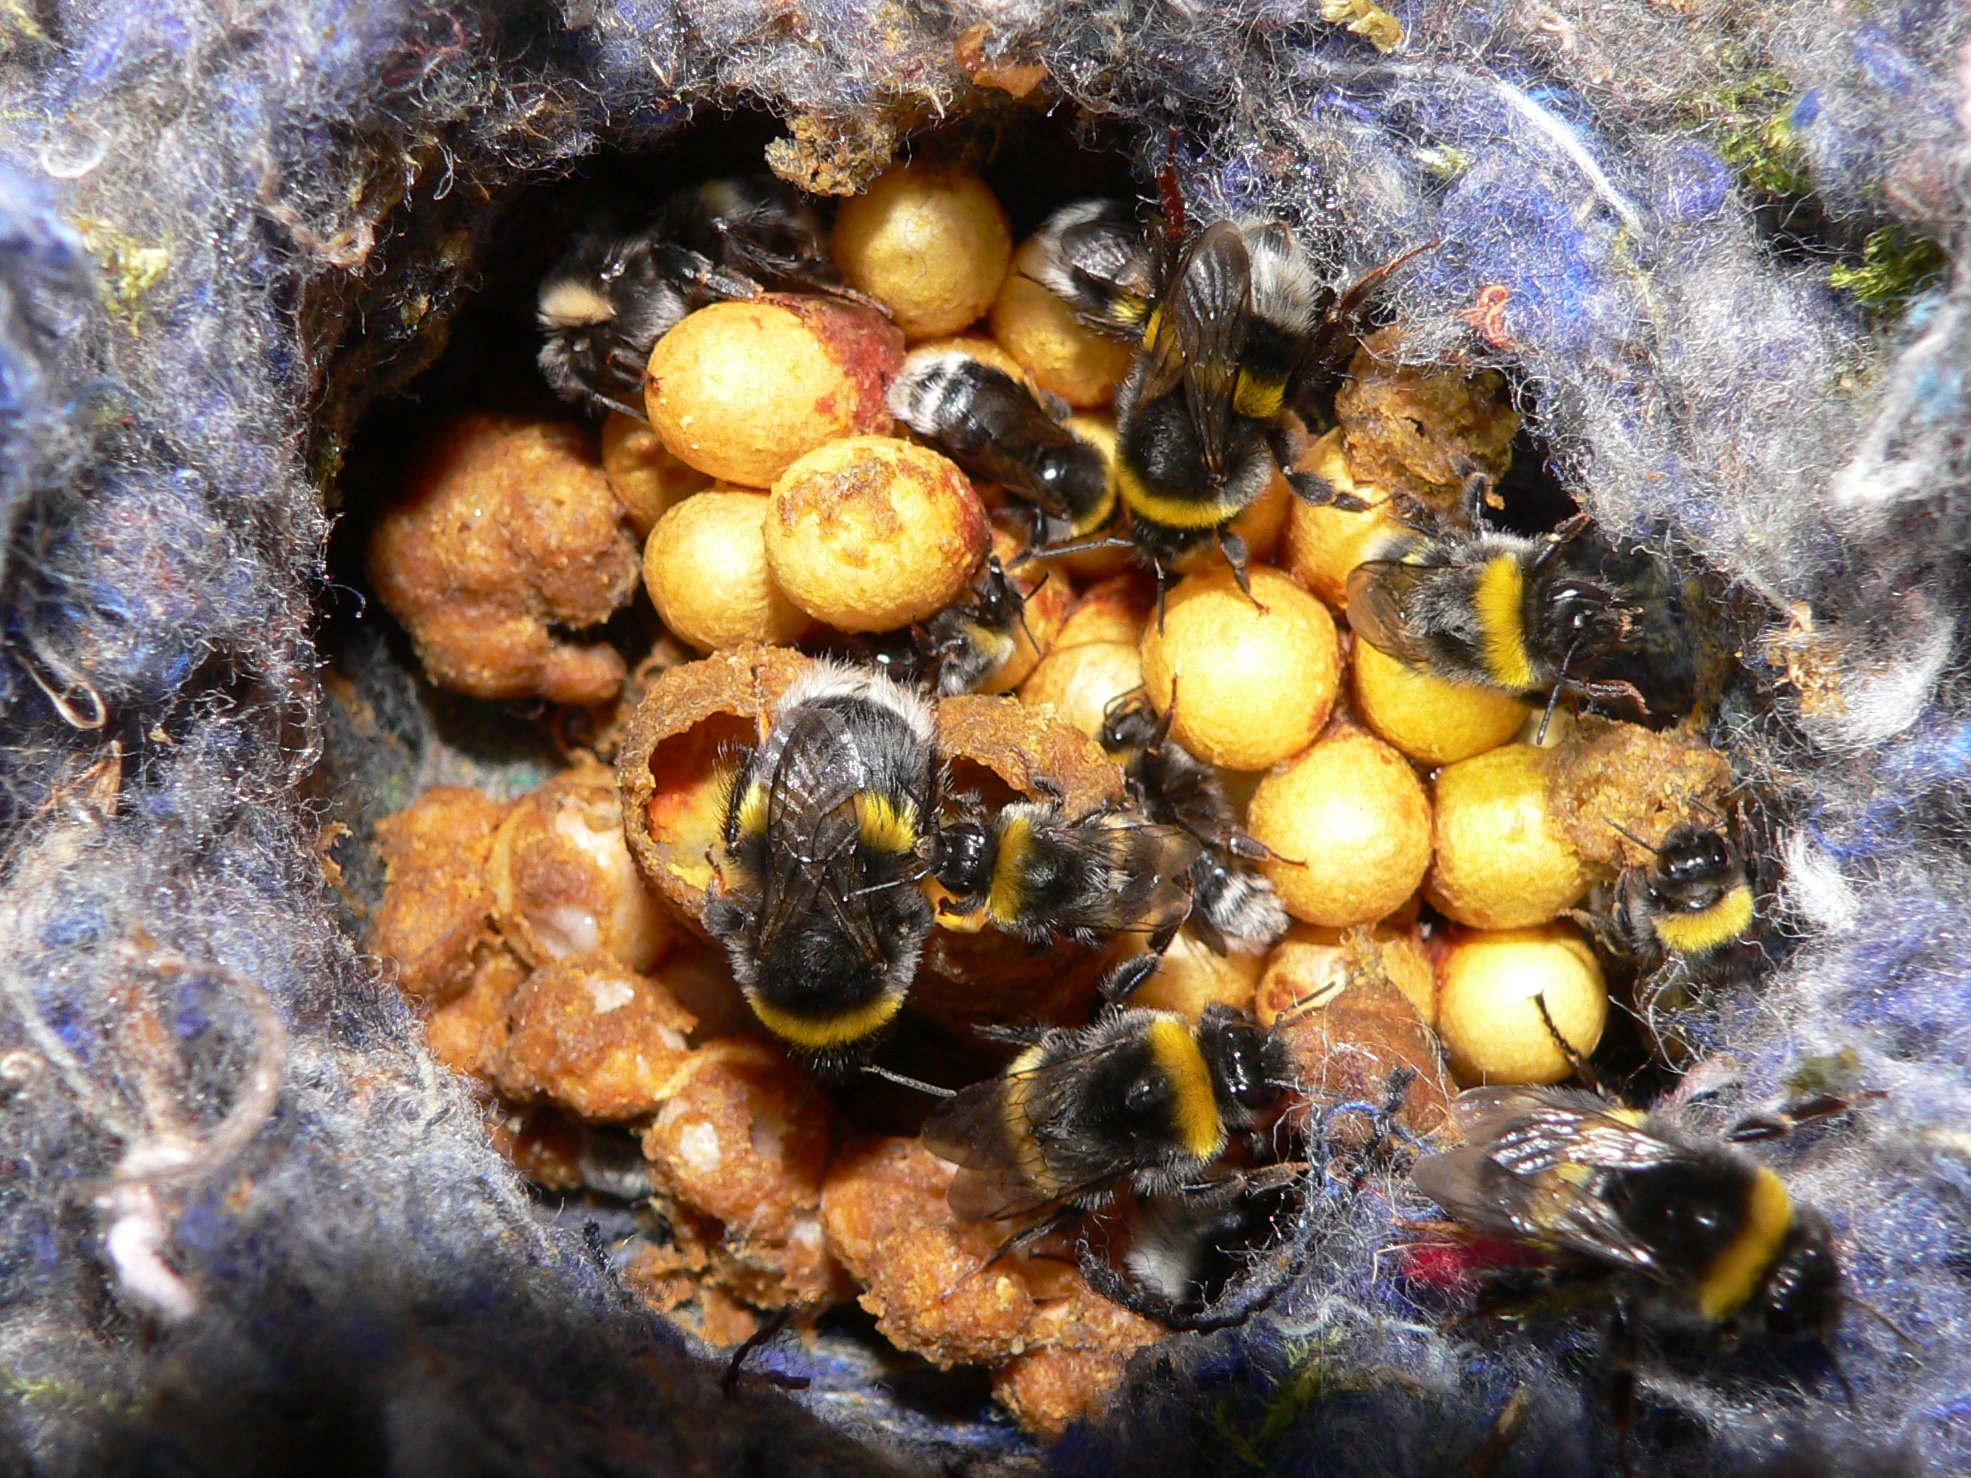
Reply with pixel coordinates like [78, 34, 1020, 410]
[1413, 1086, 1848, 1468]
[1110, 219, 1339, 592]
[1100, 693, 1288, 956]
[1027, 197, 1158, 342]
[703, 661, 939, 1073]
[927, 796, 1199, 954]
[537, 175, 838, 419]
[1595, 817, 1761, 978]
[1347, 505, 1647, 730]
[885, 349, 1114, 544]
[922, 1002, 1290, 1225]
[914, 556, 1037, 696]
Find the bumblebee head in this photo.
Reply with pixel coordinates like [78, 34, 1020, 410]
[1655, 825, 1734, 891]
[930, 818, 996, 905]
[1755, 1207, 1844, 1342]
[1034, 442, 1112, 521]
[1196, 1004, 1286, 1121]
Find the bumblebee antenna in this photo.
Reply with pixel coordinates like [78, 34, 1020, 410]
[860, 1064, 956, 1099]
[1535, 638, 1581, 746]
[1533, 991, 1605, 1095]
[1605, 820, 1661, 855]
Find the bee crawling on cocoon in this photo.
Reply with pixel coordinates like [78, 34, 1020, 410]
[1025, 196, 1433, 605]
[1347, 468, 1651, 739]
[537, 175, 851, 420]
[703, 660, 942, 1076]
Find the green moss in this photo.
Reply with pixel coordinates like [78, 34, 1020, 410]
[1828, 226, 1948, 309]
[1679, 72, 1813, 201]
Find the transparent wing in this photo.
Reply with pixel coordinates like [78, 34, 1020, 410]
[1138, 222, 1249, 475]
[752, 706, 883, 966]
[1412, 1088, 1689, 1274]
[1344, 560, 1442, 667]
[921, 1035, 1150, 1221]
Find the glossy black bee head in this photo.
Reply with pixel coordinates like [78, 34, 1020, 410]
[1755, 1207, 1845, 1342]
[1196, 1004, 1287, 1120]
[1032, 441, 1111, 516]
[931, 817, 996, 904]
[1541, 577, 1633, 651]
[1656, 825, 1733, 890]
[1100, 696, 1159, 755]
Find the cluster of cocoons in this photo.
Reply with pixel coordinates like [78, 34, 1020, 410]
[363, 158, 1737, 1436]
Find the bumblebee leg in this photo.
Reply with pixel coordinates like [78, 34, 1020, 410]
[1533, 991, 1606, 1094]
[1724, 1091, 1880, 1142]
[1097, 951, 1164, 1005]
[721, 1305, 811, 1396]
[1572, 677, 1651, 716]
[1216, 529, 1265, 610]
[653, 241, 765, 306]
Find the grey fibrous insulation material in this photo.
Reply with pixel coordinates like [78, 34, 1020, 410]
[0, 0, 1968, 1474]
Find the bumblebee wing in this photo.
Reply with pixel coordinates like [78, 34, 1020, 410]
[1140, 223, 1249, 471]
[1344, 560, 1441, 667]
[1414, 1090, 1684, 1273]
[922, 1036, 1147, 1221]
[921, 1076, 1066, 1221]
[752, 707, 882, 963]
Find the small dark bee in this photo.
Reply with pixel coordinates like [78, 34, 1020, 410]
[928, 796, 1199, 956]
[537, 175, 838, 419]
[1347, 496, 1648, 735]
[1027, 198, 1158, 342]
[1100, 693, 1288, 956]
[704, 661, 938, 1074]
[828, 556, 1040, 698]
[922, 1002, 1289, 1227]
[1413, 1086, 1851, 1474]
[886, 349, 1114, 544]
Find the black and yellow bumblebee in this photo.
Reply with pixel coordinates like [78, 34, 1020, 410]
[1029, 203, 1421, 595]
[1413, 1086, 1849, 1470]
[538, 175, 840, 419]
[886, 349, 1114, 546]
[922, 1002, 1290, 1226]
[829, 557, 1040, 698]
[927, 796, 1199, 953]
[1028, 197, 1158, 342]
[703, 660, 939, 1074]
[1100, 693, 1288, 956]
[1602, 818, 1760, 977]
[1346, 505, 1647, 735]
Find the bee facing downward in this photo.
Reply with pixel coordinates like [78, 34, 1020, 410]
[886, 350, 1114, 547]
[1347, 492, 1647, 734]
[1101, 693, 1289, 957]
[538, 175, 840, 419]
[1413, 1085, 1849, 1472]
[1028, 198, 1158, 343]
[704, 661, 939, 1074]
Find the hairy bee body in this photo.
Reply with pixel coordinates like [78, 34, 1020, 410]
[705, 661, 938, 1073]
[887, 351, 1113, 541]
[1101, 696, 1287, 955]
[922, 1003, 1287, 1220]
[537, 175, 836, 419]
[1347, 526, 1639, 702]
[1029, 198, 1158, 342]
[1413, 1086, 1845, 1344]
[929, 799, 1199, 948]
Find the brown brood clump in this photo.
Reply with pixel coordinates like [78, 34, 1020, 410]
[615, 645, 815, 929]
[1544, 716, 1735, 868]
[367, 412, 640, 705]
